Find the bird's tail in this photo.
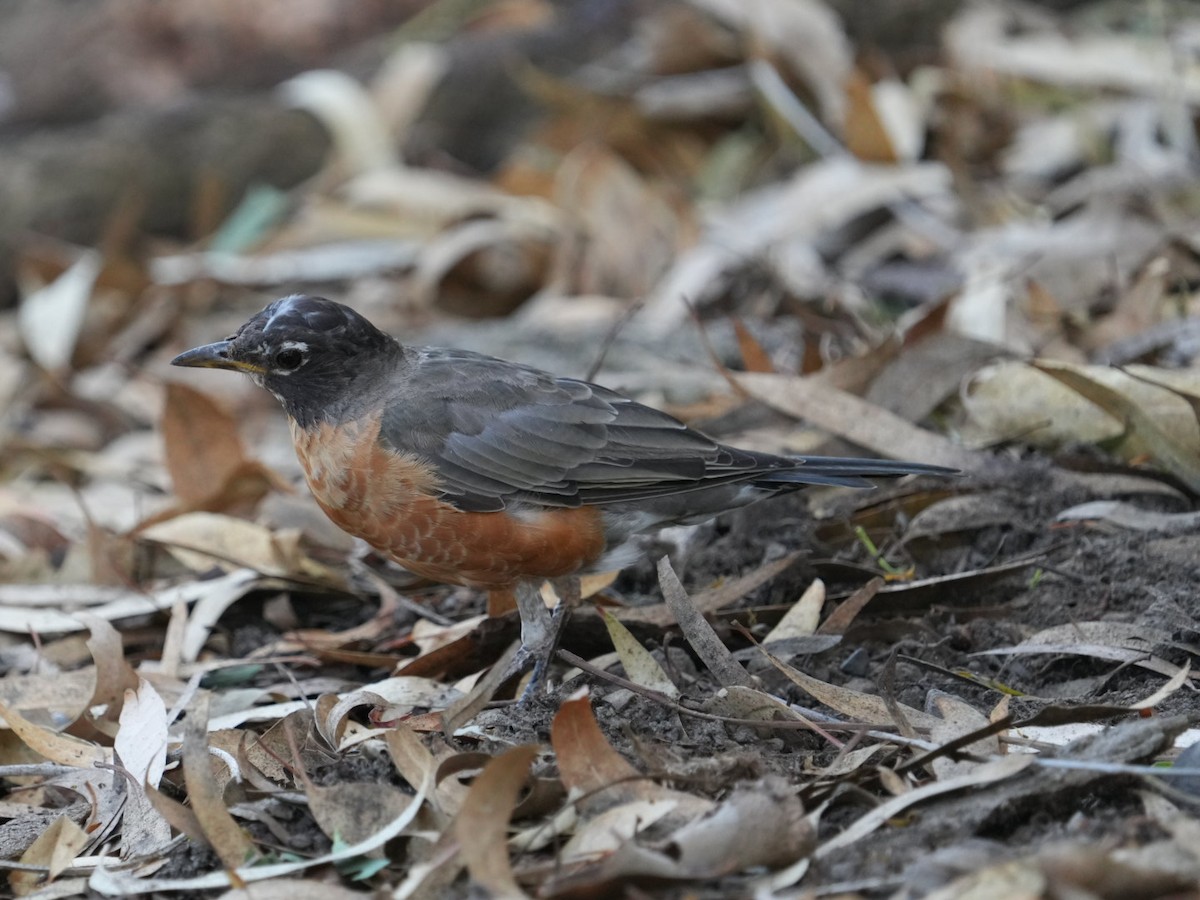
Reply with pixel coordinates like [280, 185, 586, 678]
[758, 457, 959, 489]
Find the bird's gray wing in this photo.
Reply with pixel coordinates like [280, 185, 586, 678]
[377, 348, 771, 512]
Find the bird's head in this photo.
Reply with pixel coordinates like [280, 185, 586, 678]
[171, 295, 400, 425]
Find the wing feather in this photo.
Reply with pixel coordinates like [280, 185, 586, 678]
[377, 347, 941, 512]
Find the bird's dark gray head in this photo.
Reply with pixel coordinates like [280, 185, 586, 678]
[171, 295, 401, 426]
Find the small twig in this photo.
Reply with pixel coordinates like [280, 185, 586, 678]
[584, 297, 644, 382]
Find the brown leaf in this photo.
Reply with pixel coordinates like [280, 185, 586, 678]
[157, 383, 285, 520]
[817, 577, 882, 635]
[844, 69, 897, 163]
[551, 693, 640, 801]
[731, 318, 776, 373]
[162, 383, 251, 506]
[455, 744, 538, 899]
[182, 692, 257, 872]
[73, 613, 139, 739]
[385, 725, 466, 819]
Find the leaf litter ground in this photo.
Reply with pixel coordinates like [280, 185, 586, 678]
[2, 1, 1200, 896]
[35, 454, 1188, 899]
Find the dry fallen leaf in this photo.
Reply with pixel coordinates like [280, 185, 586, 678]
[601, 609, 680, 698]
[552, 693, 640, 802]
[181, 692, 257, 871]
[10, 815, 89, 896]
[114, 678, 172, 859]
[454, 744, 538, 899]
[17, 249, 102, 372]
[658, 557, 753, 689]
[764, 579, 825, 643]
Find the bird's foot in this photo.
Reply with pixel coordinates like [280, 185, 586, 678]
[500, 583, 571, 704]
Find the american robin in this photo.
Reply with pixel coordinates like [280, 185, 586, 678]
[172, 295, 954, 686]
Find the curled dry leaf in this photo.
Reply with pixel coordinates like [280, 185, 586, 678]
[0, 569, 272, 635]
[561, 798, 679, 860]
[316, 676, 463, 748]
[663, 776, 812, 876]
[0, 700, 110, 768]
[178, 569, 292, 665]
[689, 0, 852, 123]
[642, 158, 952, 332]
[75, 613, 140, 739]
[455, 744, 539, 899]
[279, 69, 395, 176]
[412, 217, 555, 319]
[548, 777, 811, 892]
[139, 512, 339, 584]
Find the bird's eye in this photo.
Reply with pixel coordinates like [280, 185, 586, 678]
[274, 348, 304, 370]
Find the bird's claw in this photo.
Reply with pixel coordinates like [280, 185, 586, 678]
[502, 587, 570, 704]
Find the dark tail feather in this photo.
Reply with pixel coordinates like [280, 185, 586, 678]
[758, 456, 959, 490]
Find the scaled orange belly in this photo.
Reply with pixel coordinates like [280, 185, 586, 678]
[290, 415, 607, 587]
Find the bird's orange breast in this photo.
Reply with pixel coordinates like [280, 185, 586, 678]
[290, 415, 607, 587]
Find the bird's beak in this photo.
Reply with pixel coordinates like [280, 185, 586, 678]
[170, 341, 266, 374]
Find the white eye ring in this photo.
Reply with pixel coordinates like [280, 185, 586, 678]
[273, 340, 308, 372]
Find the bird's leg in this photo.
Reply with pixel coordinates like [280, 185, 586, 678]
[492, 580, 552, 698]
[549, 575, 582, 610]
[497, 578, 581, 701]
[515, 579, 554, 668]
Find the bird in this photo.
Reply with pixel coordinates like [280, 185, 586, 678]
[172, 295, 955, 690]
